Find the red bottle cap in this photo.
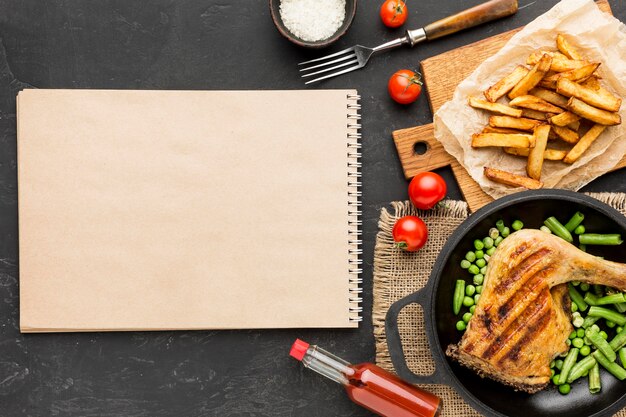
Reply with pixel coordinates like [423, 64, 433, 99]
[290, 339, 310, 361]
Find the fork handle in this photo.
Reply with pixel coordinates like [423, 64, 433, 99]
[423, 0, 518, 41]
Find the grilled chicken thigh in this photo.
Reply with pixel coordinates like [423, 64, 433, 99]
[447, 229, 626, 393]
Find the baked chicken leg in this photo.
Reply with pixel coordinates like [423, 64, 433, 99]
[447, 229, 626, 393]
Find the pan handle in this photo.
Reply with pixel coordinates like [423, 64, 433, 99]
[385, 286, 447, 385]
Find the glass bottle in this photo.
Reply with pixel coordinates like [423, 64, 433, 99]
[290, 339, 441, 417]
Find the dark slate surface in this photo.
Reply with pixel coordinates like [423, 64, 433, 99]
[0, 1, 625, 416]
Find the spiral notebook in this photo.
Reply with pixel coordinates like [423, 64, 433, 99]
[17, 89, 362, 332]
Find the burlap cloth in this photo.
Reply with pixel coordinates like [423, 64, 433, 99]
[373, 192, 626, 417]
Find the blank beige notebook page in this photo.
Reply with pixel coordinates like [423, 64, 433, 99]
[17, 89, 361, 332]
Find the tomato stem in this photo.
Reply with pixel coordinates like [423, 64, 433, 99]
[395, 242, 408, 249]
[391, 0, 406, 21]
[399, 72, 423, 94]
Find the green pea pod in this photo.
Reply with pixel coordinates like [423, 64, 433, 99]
[619, 348, 626, 367]
[596, 293, 626, 305]
[587, 328, 616, 362]
[593, 350, 626, 380]
[609, 327, 626, 351]
[564, 211, 584, 232]
[568, 283, 588, 312]
[558, 347, 579, 385]
[544, 216, 573, 243]
[453, 280, 465, 315]
[589, 363, 601, 394]
[567, 356, 596, 383]
[589, 306, 626, 326]
[579, 233, 623, 246]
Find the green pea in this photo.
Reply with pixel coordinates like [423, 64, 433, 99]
[501, 227, 510, 237]
[569, 331, 577, 339]
[465, 285, 476, 297]
[618, 326, 624, 334]
[475, 250, 484, 259]
[574, 225, 585, 235]
[462, 312, 473, 323]
[571, 303, 578, 313]
[468, 265, 480, 275]
[473, 274, 484, 285]
[465, 251, 476, 262]
[463, 296, 474, 307]
[572, 338, 584, 349]
[483, 237, 494, 249]
[600, 331, 608, 340]
[579, 345, 591, 356]
[559, 383, 571, 395]
[606, 320, 616, 328]
[480, 266, 488, 275]
[512, 220, 524, 231]
[486, 247, 496, 256]
[580, 283, 590, 292]
[494, 236, 504, 246]
[476, 285, 483, 294]
[550, 360, 556, 368]
[469, 305, 476, 314]
[461, 260, 471, 269]
[473, 239, 484, 250]
[577, 328, 585, 338]
[475, 258, 486, 268]
[555, 359, 564, 370]
[489, 228, 499, 240]
[551, 369, 555, 377]
[566, 339, 571, 346]
[474, 294, 481, 304]
[456, 320, 466, 331]
[552, 374, 562, 385]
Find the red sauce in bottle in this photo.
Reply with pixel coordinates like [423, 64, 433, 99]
[290, 339, 441, 417]
[345, 363, 441, 417]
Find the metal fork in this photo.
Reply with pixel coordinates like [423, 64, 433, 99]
[299, 0, 518, 84]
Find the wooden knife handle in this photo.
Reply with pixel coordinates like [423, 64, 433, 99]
[424, 0, 518, 40]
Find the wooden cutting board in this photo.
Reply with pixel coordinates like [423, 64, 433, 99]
[392, 0, 625, 212]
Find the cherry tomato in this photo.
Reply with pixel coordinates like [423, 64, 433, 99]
[409, 172, 447, 210]
[393, 216, 428, 252]
[380, 0, 408, 28]
[388, 69, 423, 105]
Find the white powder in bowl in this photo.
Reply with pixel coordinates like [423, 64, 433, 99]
[279, 0, 347, 42]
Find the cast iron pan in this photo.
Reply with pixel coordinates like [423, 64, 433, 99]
[385, 189, 626, 417]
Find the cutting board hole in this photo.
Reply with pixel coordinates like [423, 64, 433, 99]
[413, 141, 428, 156]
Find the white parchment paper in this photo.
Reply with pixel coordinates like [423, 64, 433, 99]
[434, 0, 626, 199]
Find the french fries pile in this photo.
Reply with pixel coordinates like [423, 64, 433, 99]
[468, 34, 623, 190]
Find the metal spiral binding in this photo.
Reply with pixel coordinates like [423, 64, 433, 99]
[347, 93, 362, 324]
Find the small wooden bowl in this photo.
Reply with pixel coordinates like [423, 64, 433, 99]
[269, 0, 358, 49]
